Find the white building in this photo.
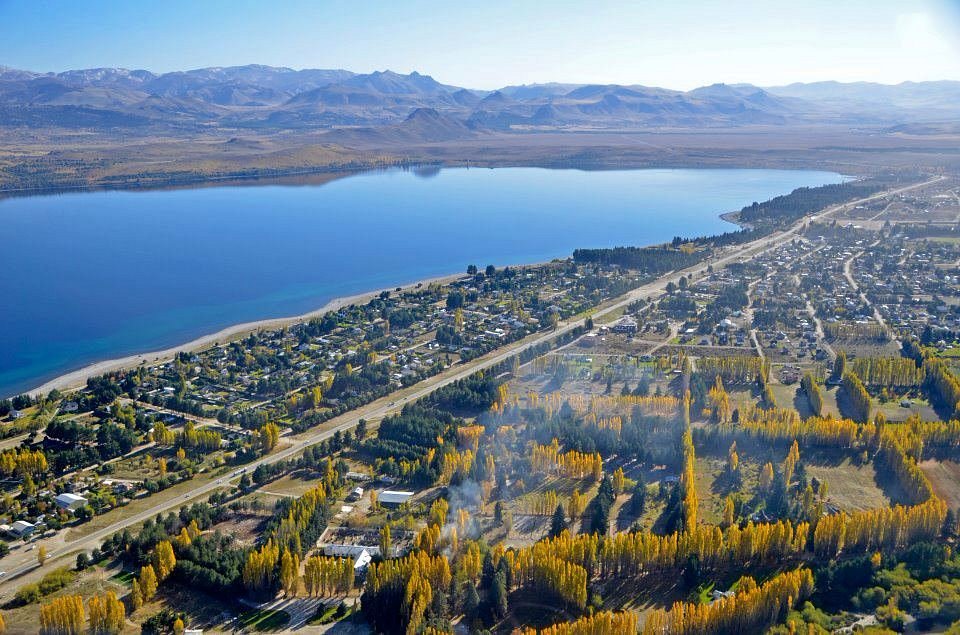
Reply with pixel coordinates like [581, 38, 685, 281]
[353, 548, 373, 572]
[55, 492, 89, 511]
[10, 520, 35, 537]
[322, 543, 380, 558]
[379, 490, 414, 508]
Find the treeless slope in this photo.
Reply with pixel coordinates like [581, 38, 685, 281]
[323, 107, 477, 146]
[920, 459, 960, 511]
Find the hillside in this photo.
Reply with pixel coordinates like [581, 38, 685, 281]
[1, 64, 958, 136]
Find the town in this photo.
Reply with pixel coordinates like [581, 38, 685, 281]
[2, 175, 960, 634]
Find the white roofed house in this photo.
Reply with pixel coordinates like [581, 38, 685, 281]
[378, 490, 414, 508]
[10, 520, 35, 537]
[323, 543, 379, 558]
[55, 492, 89, 511]
[718, 318, 738, 330]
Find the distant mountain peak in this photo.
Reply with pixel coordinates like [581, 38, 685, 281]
[479, 90, 512, 105]
[0, 63, 956, 132]
[405, 106, 442, 121]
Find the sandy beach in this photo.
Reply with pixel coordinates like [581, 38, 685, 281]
[26, 271, 464, 398]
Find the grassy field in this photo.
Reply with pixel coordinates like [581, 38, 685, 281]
[238, 607, 291, 631]
[695, 443, 891, 514]
[66, 479, 229, 541]
[768, 382, 844, 419]
[819, 386, 842, 419]
[873, 396, 937, 422]
[694, 456, 732, 525]
[768, 383, 805, 416]
[258, 472, 323, 498]
[3, 565, 136, 634]
[920, 460, 960, 510]
[615, 489, 664, 534]
[805, 457, 890, 512]
[207, 511, 271, 547]
[728, 388, 759, 412]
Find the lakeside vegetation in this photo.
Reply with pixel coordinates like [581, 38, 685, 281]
[4, 175, 960, 634]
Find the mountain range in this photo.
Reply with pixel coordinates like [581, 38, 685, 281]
[1, 64, 958, 139]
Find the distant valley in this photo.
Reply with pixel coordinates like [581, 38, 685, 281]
[1, 64, 959, 193]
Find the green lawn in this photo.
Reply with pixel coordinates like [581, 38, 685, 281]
[238, 608, 291, 631]
[110, 569, 135, 584]
[873, 396, 937, 422]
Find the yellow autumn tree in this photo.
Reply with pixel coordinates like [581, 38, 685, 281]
[258, 422, 281, 453]
[612, 467, 626, 495]
[130, 579, 144, 610]
[759, 462, 774, 494]
[176, 527, 192, 547]
[521, 610, 638, 635]
[152, 540, 176, 581]
[303, 555, 355, 596]
[280, 549, 300, 597]
[379, 525, 392, 559]
[39, 594, 85, 635]
[242, 540, 281, 594]
[569, 489, 584, 519]
[722, 496, 735, 528]
[139, 564, 159, 601]
[87, 591, 125, 635]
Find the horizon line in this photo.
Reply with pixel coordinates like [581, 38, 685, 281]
[3, 62, 959, 93]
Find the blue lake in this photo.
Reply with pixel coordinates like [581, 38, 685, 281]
[0, 167, 844, 397]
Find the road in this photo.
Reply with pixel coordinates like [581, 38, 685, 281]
[744, 277, 767, 362]
[125, 398, 246, 434]
[804, 298, 836, 361]
[842, 240, 891, 334]
[0, 174, 941, 592]
[788, 243, 836, 362]
[646, 322, 681, 356]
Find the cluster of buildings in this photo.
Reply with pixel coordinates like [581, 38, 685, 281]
[0, 492, 89, 539]
[117, 262, 640, 432]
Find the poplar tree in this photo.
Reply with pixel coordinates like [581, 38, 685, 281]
[39, 594, 85, 635]
[139, 564, 158, 601]
[379, 525, 392, 559]
[152, 540, 176, 581]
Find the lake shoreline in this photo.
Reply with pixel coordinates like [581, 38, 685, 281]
[16, 200, 761, 399]
[7, 166, 840, 400]
[25, 271, 465, 398]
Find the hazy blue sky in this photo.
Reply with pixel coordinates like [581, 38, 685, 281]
[1, 0, 958, 89]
